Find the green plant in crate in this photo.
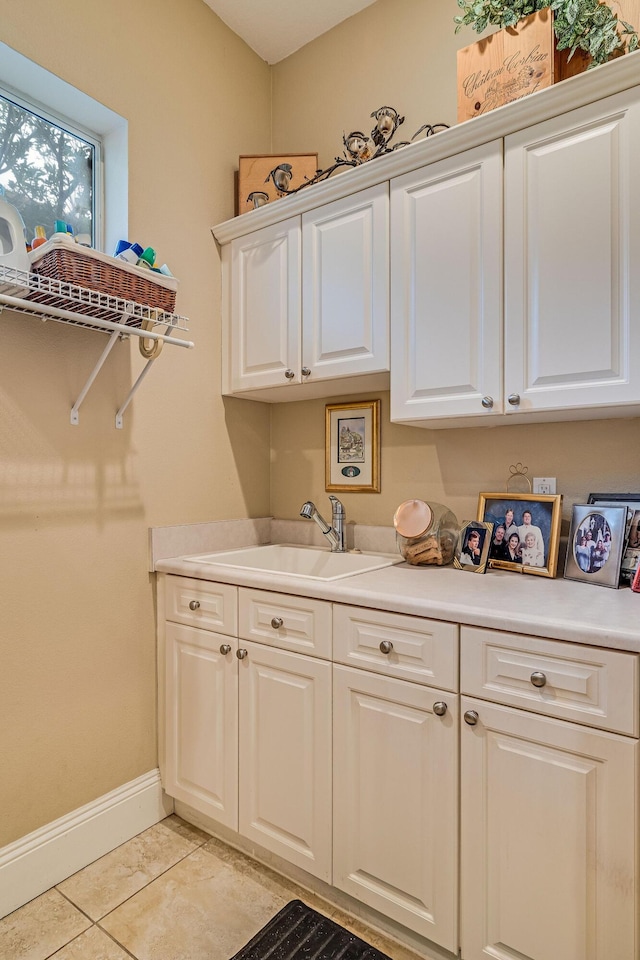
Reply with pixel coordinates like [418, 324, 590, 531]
[454, 0, 639, 65]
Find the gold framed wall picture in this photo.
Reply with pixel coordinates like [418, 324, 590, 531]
[478, 492, 563, 578]
[325, 400, 380, 493]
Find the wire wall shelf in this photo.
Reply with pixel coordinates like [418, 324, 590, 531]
[0, 265, 194, 429]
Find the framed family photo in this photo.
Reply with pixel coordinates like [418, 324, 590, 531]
[477, 492, 563, 578]
[587, 492, 640, 585]
[454, 520, 493, 573]
[325, 399, 380, 493]
[564, 503, 627, 588]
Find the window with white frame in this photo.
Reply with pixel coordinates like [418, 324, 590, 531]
[0, 88, 98, 246]
[0, 41, 128, 256]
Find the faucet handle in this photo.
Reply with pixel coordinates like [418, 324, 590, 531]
[329, 495, 345, 515]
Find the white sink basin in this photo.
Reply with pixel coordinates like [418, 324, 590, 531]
[183, 544, 402, 581]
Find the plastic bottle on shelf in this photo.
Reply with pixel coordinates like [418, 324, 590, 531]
[31, 225, 47, 249]
[0, 193, 31, 296]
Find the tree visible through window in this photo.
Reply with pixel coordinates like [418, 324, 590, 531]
[0, 91, 94, 245]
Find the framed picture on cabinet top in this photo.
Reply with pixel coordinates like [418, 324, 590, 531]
[477, 492, 563, 578]
[454, 520, 493, 573]
[564, 503, 627, 588]
[587, 492, 640, 585]
[325, 399, 380, 493]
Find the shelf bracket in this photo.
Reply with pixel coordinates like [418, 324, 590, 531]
[115, 326, 177, 429]
[70, 329, 121, 425]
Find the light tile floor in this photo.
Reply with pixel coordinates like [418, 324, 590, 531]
[0, 816, 424, 960]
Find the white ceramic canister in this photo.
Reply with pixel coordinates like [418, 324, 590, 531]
[0, 196, 30, 296]
[393, 499, 459, 566]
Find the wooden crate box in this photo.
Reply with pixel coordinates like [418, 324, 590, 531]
[457, 2, 639, 123]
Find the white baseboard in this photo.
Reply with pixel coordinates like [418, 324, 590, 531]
[0, 769, 173, 919]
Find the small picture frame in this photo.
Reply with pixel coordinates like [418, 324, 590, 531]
[454, 520, 493, 573]
[477, 492, 563, 578]
[587, 493, 640, 585]
[564, 503, 627, 588]
[325, 399, 380, 493]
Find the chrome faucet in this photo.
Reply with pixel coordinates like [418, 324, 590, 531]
[300, 495, 346, 552]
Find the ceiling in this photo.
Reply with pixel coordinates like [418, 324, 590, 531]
[202, 0, 378, 64]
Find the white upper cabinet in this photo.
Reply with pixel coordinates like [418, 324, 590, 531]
[302, 183, 389, 383]
[223, 216, 300, 395]
[390, 141, 503, 424]
[504, 86, 640, 419]
[222, 184, 389, 401]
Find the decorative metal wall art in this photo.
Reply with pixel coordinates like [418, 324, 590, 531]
[262, 107, 449, 200]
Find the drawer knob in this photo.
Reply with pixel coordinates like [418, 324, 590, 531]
[271, 617, 284, 629]
[379, 640, 394, 655]
[284, 369, 295, 380]
[188, 600, 201, 611]
[481, 396, 494, 409]
[301, 366, 311, 378]
[236, 648, 248, 660]
[464, 710, 479, 726]
[433, 701, 448, 717]
[219, 644, 231, 656]
[530, 671, 547, 688]
[507, 393, 521, 406]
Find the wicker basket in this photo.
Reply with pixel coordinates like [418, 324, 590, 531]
[29, 237, 178, 313]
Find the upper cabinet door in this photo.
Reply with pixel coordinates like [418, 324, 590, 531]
[302, 183, 389, 382]
[224, 216, 301, 393]
[504, 87, 640, 417]
[390, 141, 503, 424]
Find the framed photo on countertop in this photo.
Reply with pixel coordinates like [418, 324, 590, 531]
[477, 492, 563, 578]
[454, 520, 493, 573]
[588, 492, 640, 585]
[564, 503, 627, 588]
[325, 399, 380, 493]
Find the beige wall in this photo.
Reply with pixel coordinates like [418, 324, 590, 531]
[0, 0, 271, 846]
[269, 0, 640, 528]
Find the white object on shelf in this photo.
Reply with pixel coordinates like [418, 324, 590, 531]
[0, 265, 193, 429]
[0, 198, 30, 296]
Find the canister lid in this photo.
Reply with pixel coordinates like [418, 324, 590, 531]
[393, 499, 433, 538]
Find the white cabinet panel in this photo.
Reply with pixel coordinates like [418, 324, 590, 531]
[461, 696, 638, 960]
[225, 216, 300, 393]
[302, 183, 389, 381]
[239, 587, 332, 659]
[504, 87, 640, 416]
[391, 140, 503, 423]
[164, 623, 238, 829]
[239, 641, 332, 882]
[333, 665, 458, 949]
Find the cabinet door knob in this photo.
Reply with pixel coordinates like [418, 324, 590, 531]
[236, 648, 248, 660]
[481, 396, 494, 409]
[301, 366, 311, 378]
[188, 600, 200, 611]
[530, 671, 547, 688]
[271, 617, 284, 629]
[379, 640, 394, 655]
[464, 710, 479, 726]
[284, 369, 295, 380]
[433, 701, 448, 717]
[507, 393, 521, 406]
[219, 644, 231, 656]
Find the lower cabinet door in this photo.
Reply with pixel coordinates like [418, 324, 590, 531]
[333, 665, 458, 950]
[164, 622, 238, 829]
[238, 641, 332, 882]
[460, 696, 639, 960]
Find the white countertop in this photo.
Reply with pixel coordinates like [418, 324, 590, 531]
[155, 554, 640, 654]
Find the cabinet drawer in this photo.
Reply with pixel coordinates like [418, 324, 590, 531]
[333, 605, 458, 691]
[164, 575, 238, 636]
[239, 588, 332, 659]
[461, 626, 639, 736]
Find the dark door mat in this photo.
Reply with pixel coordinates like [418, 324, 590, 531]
[229, 899, 393, 960]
